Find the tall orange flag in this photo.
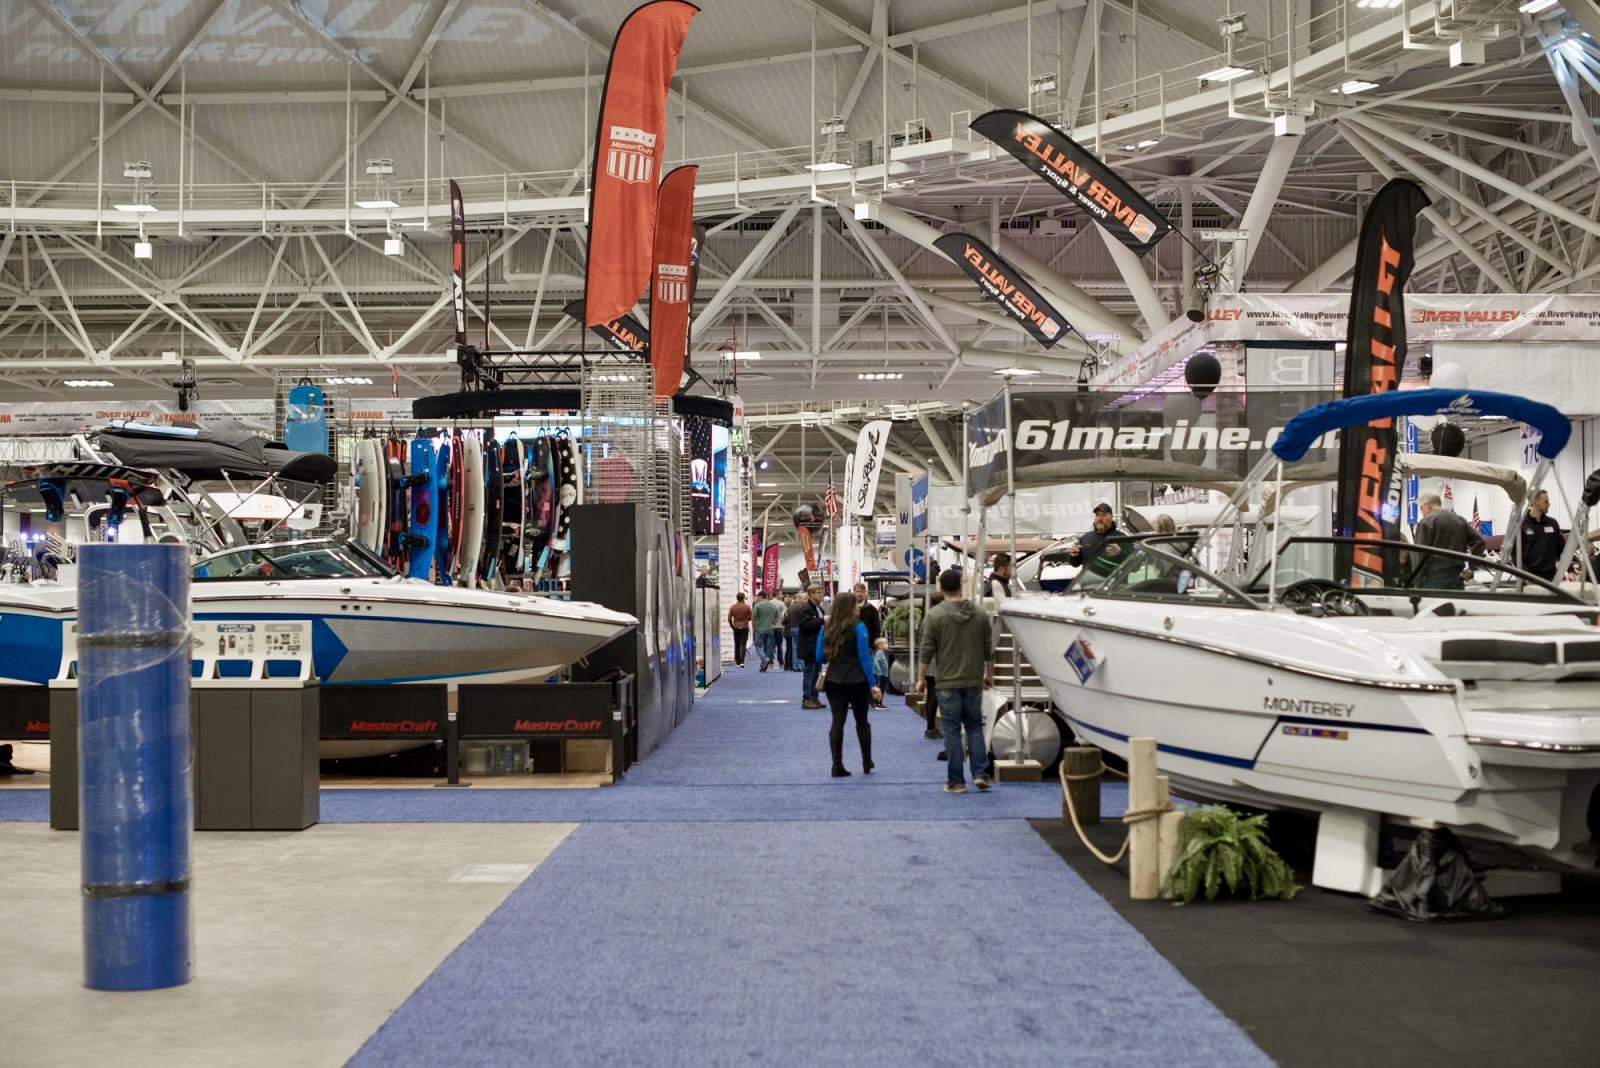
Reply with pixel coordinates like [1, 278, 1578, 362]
[649, 164, 698, 397]
[585, 1, 698, 328]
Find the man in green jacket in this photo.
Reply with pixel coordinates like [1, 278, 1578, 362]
[751, 590, 785, 672]
[919, 568, 995, 793]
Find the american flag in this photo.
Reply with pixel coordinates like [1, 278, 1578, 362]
[1443, 480, 1453, 507]
[1471, 495, 1481, 531]
[823, 479, 839, 519]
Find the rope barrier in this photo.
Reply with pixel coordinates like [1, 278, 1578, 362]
[1058, 757, 1173, 867]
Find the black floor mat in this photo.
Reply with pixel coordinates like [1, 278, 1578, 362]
[1031, 816, 1600, 1067]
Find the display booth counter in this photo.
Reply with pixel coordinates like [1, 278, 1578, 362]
[50, 675, 320, 833]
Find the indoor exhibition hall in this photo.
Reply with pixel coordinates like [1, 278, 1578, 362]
[5, 1, 1600, 1065]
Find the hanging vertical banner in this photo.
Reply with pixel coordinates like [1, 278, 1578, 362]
[751, 525, 763, 594]
[563, 299, 649, 353]
[449, 179, 467, 348]
[1336, 178, 1430, 587]
[585, 0, 699, 328]
[894, 472, 912, 560]
[932, 233, 1071, 347]
[849, 419, 891, 517]
[650, 165, 699, 398]
[762, 543, 781, 595]
[911, 471, 930, 537]
[970, 108, 1172, 255]
[798, 526, 816, 573]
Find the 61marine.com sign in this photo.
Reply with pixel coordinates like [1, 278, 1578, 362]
[966, 388, 1335, 497]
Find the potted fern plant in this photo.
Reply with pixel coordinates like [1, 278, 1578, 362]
[1162, 804, 1300, 904]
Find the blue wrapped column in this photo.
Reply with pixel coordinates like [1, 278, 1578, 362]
[78, 542, 193, 991]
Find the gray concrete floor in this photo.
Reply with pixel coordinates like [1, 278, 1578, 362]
[6, 821, 575, 1067]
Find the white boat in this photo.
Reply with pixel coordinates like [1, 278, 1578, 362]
[999, 388, 1600, 892]
[0, 462, 635, 691]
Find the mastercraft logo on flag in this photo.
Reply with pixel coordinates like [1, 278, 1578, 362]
[607, 125, 657, 184]
[656, 262, 689, 304]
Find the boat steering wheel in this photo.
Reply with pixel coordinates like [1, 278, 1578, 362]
[1279, 578, 1369, 616]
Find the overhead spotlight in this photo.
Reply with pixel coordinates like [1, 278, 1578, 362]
[755, 459, 770, 471]
[121, 161, 152, 180]
[363, 158, 394, 176]
[818, 116, 848, 137]
[133, 240, 154, 260]
[1183, 288, 1207, 323]
[1029, 74, 1057, 96]
[1449, 39, 1485, 67]
[383, 236, 403, 256]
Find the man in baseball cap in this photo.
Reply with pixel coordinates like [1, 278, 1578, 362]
[1066, 502, 1121, 575]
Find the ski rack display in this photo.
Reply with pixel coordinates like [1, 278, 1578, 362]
[350, 350, 691, 589]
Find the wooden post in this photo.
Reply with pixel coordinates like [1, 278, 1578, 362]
[1061, 746, 1102, 826]
[1128, 737, 1159, 900]
[1155, 775, 1183, 899]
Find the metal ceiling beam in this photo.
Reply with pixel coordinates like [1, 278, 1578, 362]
[1333, 121, 1516, 293]
[521, 0, 787, 153]
[1095, 227, 1170, 333]
[916, 412, 962, 483]
[1236, 134, 1300, 282]
[886, 0, 1079, 47]
[693, 203, 803, 337]
[839, 210, 962, 356]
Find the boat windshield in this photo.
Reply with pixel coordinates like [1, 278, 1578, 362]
[1069, 534, 1258, 609]
[1247, 537, 1579, 608]
[193, 538, 397, 581]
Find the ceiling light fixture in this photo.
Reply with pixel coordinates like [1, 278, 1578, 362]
[1519, 0, 1556, 12]
[113, 202, 157, 213]
[805, 159, 852, 172]
[1337, 79, 1379, 94]
[383, 236, 403, 256]
[857, 371, 904, 381]
[1199, 65, 1253, 83]
[993, 367, 1041, 378]
[64, 379, 115, 388]
[1355, 0, 1402, 8]
[133, 240, 153, 259]
[325, 376, 374, 385]
[729, 350, 761, 361]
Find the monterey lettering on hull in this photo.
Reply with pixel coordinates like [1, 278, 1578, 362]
[1263, 697, 1354, 719]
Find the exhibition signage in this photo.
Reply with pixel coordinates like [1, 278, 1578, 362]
[911, 471, 929, 536]
[450, 179, 467, 348]
[584, 1, 698, 327]
[963, 388, 1336, 499]
[563, 299, 649, 354]
[849, 420, 891, 517]
[971, 108, 1172, 255]
[932, 233, 1071, 347]
[1336, 178, 1429, 585]
[0, 399, 276, 438]
[649, 164, 698, 397]
[762, 543, 781, 595]
[893, 472, 912, 559]
[798, 526, 816, 572]
[876, 515, 897, 547]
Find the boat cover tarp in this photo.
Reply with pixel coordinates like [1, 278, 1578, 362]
[94, 427, 338, 483]
[1268, 455, 1528, 510]
[1272, 389, 1570, 464]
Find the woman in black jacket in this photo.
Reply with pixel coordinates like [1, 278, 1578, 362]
[816, 591, 880, 777]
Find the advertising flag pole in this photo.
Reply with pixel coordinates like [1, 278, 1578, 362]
[1001, 373, 1025, 770]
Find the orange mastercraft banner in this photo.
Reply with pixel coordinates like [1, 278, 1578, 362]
[649, 164, 699, 397]
[585, 1, 698, 329]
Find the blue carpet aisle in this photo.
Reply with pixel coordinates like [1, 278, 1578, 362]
[345, 666, 1266, 1066]
[0, 664, 1269, 1063]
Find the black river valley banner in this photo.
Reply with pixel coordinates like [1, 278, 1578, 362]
[933, 233, 1071, 348]
[971, 108, 1172, 256]
[1336, 178, 1430, 586]
[563, 299, 649, 354]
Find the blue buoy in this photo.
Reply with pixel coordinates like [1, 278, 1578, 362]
[78, 542, 193, 991]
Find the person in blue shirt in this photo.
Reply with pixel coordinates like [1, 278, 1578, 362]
[870, 637, 889, 708]
[816, 590, 880, 777]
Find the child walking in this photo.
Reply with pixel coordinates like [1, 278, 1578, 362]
[871, 638, 890, 708]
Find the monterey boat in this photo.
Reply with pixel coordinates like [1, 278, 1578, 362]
[0, 460, 635, 691]
[999, 389, 1600, 893]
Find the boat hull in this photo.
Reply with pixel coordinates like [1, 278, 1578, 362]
[1001, 595, 1600, 867]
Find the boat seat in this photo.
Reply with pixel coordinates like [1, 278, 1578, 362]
[1440, 638, 1557, 664]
